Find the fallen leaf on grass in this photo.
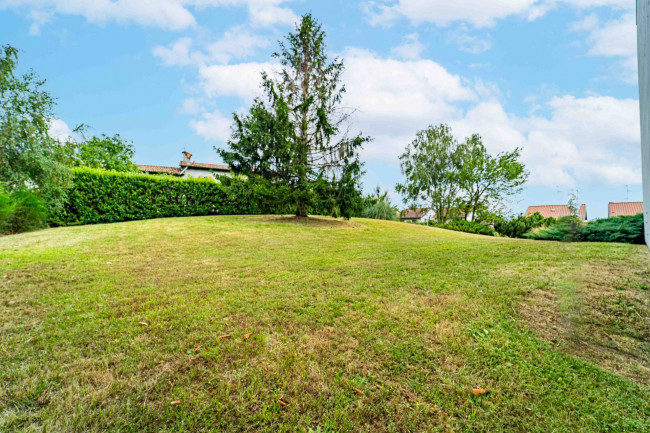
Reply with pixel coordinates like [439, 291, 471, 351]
[138, 322, 148, 326]
[352, 387, 365, 396]
[278, 395, 289, 407]
[218, 334, 231, 340]
[243, 333, 252, 340]
[472, 388, 488, 396]
[171, 400, 185, 406]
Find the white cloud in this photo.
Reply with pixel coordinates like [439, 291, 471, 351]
[48, 118, 74, 142]
[572, 12, 637, 83]
[445, 27, 492, 54]
[364, 0, 539, 28]
[390, 32, 425, 60]
[153, 37, 203, 66]
[198, 61, 277, 101]
[340, 48, 475, 160]
[363, 0, 635, 28]
[153, 27, 271, 67]
[0, 0, 297, 32]
[0, 0, 197, 31]
[247, 2, 297, 27]
[189, 108, 232, 141]
[452, 95, 641, 187]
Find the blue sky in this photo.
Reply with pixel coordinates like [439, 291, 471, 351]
[0, 0, 641, 218]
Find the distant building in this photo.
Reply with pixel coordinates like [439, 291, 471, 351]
[525, 204, 587, 222]
[137, 151, 230, 181]
[399, 208, 436, 223]
[399, 207, 471, 223]
[608, 201, 643, 218]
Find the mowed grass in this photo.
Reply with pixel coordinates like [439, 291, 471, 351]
[1, 216, 649, 432]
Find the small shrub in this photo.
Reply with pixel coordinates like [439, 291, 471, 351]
[524, 213, 645, 244]
[362, 200, 397, 220]
[436, 219, 495, 236]
[493, 212, 556, 238]
[524, 216, 583, 242]
[0, 187, 48, 234]
[581, 213, 644, 244]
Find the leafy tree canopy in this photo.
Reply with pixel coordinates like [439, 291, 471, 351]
[68, 132, 138, 172]
[0, 45, 70, 212]
[397, 124, 528, 223]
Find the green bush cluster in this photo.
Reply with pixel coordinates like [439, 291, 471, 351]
[55, 168, 290, 225]
[493, 212, 556, 238]
[525, 213, 644, 244]
[0, 187, 48, 234]
[362, 200, 397, 220]
[435, 219, 495, 236]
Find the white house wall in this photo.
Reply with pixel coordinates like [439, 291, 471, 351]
[638, 0, 650, 246]
[181, 168, 231, 181]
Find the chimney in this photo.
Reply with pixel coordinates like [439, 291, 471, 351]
[182, 151, 192, 164]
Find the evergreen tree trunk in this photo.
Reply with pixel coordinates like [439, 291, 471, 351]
[296, 200, 308, 217]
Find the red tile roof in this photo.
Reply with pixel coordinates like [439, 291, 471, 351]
[608, 201, 643, 217]
[400, 208, 430, 220]
[525, 204, 587, 221]
[136, 164, 182, 175]
[179, 161, 230, 171]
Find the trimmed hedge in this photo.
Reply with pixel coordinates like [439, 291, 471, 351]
[56, 167, 285, 225]
[435, 220, 495, 236]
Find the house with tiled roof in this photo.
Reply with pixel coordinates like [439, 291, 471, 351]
[525, 204, 587, 222]
[137, 151, 230, 181]
[399, 207, 436, 223]
[608, 202, 643, 218]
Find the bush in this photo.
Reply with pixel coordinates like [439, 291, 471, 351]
[56, 167, 290, 225]
[362, 200, 397, 220]
[435, 219, 495, 236]
[524, 216, 583, 242]
[581, 213, 644, 244]
[524, 214, 644, 244]
[0, 187, 48, 234]
[493, 212, 556, 238]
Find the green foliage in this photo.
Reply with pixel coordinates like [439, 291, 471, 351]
[362, 201, 397, 220]
[0, 45, 71, 213]
[69, 133, 138, 172]
[397, 124, 527, 224]
[219, 14, 368, 217]
[457, 135, 528, 222]
[361, 187, 398, 220]
[524, 216, 584, 242]
[494, 212, 557, 238]
[581, 213, 644, 244]
[435, 219, 495, 236]
[523, 213, 644, 244]
[396, 124, 462, 224]
[0, 186, 48, 234]
[56, 168, 288, 225]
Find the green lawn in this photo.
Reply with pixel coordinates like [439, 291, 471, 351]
[1, 215, 649, 432]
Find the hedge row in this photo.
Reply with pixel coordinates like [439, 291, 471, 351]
[435, 219, 495, 236]
[524, 214, 644, 244]
[55, 167, 284, 225]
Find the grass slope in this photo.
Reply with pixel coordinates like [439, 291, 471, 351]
[1, 216, 649, 432]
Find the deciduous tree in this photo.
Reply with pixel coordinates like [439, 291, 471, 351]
[0, 45, 70, 212]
